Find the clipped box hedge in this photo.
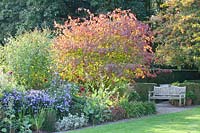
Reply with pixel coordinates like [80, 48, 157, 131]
[184, 80, 200, 83]
[135, 70, 200, 84]
[129, 83, 157, 101]
[172, 82, 200, 105]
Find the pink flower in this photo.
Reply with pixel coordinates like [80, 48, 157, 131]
[8, 71, 13, 75]
[80, 87, 85, 92]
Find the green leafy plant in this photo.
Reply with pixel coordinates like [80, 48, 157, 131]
[31, 109, 46, 133]
[128, 90, 140, 102]
[142, 102, 156, 115]
[186, 91, 196, 100]
[83, 97, 111, 125]
[1, 97, 32, 133]
[129, 83, 157, 101]
[2, 29, 53, 89]
[18, 114, 32, 133]
[42, 108, 57, 132]
[69, 92, 87, 115]
[119, 98, 155, 118]
[83, 97, 111, 124]
[0, 100, 16, 133]
[82, 78, 119, 124]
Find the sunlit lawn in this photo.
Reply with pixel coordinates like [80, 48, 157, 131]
[68, 107, 200, 133]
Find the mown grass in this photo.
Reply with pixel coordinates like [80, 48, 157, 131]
[69, 107, 200, 133]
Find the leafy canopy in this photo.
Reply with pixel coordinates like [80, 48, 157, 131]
[153, 0, 200, 69]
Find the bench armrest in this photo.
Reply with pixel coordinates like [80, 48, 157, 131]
[179, 92, 186, 98]
[148, 91, 154, 96]
[179, 92, 186, 95]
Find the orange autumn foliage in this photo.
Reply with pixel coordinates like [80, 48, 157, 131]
[53, 9, 154, 83]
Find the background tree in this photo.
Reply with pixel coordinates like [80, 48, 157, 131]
[0, 0, 164, 45]
[0, 0, 69, 45]
[89, 0, 148, 20]
[153, 0, 200, 69]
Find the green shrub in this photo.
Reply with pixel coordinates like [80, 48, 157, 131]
[127, 90, 140, 102]
[2, 29, 53, 89]
[119, 99, 155, 118]
[129, 83, 157, 101]
[142, 102, 156, 115]
[172, 82, 200, 104]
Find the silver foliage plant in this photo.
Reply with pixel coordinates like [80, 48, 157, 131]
[55, 113, 88, 131]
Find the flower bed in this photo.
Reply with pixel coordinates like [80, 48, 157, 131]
[0, 9, 156, 133]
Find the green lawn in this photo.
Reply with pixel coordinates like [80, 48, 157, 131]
[69, 107, 200, 133]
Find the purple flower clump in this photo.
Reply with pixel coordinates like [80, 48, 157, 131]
[1, 90, 24, 112]
[1, 87, 71, 114]
[51, 84, 71, 113]
[24, 90, 55, 113]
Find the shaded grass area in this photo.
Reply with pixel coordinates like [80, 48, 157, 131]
[69, 107, 200, 133]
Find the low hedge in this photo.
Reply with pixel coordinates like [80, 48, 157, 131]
[119, 101, 156, 118]
[129, 83, 157, 101]
[135, 70, 200, 84]
[184, 80, 200, 83]
[172, 82, 200, 105]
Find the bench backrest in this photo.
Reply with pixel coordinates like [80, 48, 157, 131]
[154, 86, 186, 96]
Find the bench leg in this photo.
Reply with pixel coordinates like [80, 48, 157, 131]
[179, 98, 182, 107]
[148, 93, 151, 102]
[183, 98, 186, 106]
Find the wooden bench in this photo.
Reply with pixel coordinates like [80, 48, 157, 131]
[148, 86, 186, 106]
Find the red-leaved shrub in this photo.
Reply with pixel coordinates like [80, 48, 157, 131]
[53, 9, 154, 83]
[110, 106, 126, 121]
